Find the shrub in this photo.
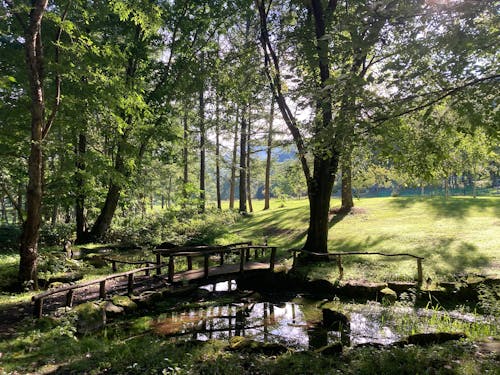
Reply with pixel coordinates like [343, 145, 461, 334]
[0, 224, 21, 252]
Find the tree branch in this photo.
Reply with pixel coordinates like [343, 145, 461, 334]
[255, 0, 311, 184]
[0, 180, 24, 223]
[372, 74, 500, 124]
[43, 0, 71, 140]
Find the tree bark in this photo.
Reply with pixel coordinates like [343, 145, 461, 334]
[264, 95, 274, 210]
[229, 107, 239, 209]
[340, 151, 354, 212]
[239, 113, 248, 213]
[215, 97, 222, 210]
[182, 107, 189, 204]
[18, 0, 51, 287]
[198, 84, 206, 213]
[75, 133, 87, 244]
[246, 108, 253, 213]
[87, 141, 126, 242]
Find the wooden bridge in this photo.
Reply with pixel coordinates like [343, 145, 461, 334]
[32, 242, 277, 318]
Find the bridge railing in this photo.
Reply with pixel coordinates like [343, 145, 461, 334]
[31, 263, 164, 318]
[153, 242, 277, 283]
[288, 248, 424, 285]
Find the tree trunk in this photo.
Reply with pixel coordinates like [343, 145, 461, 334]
[264, 95, 274, 210]
[17, 185, 23, 225]
[215, 97, 222, 210]
[246, 109, 253, 213]
[229, 107, 239, 209]
[303, 156, 339, 253]
[87, 143, 126, 242]
[340, 151, 353, 212]
[19, 0, 50, 287]
[239, 113, 248, 213]
[199, 85, 206, 213]
[75, 133, 88, 244]
[182, 107, 189, 204]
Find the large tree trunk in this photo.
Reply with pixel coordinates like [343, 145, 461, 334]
[18, 0, 50, 287]
[239, 113, 248, 213]
[198, 86, 206, 213]
[75, 133, 88, 244]
[229, 108, 239, 209]
[303, 156, 339, 253]
[264, 95, 274, 210]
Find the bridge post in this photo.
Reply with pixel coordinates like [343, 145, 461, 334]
[204, 254, 209, 278]
[34, 298, 43, 318]
[156, 253, 161, 275]
[417, 258, 423, 286]
[112, 260, 117, 272]
[187, 256, 193, 270]
[65, 290, 74, 307]
[168, 256, 174, 283]
[239, 248, 245, 273]
[127, 274, 134, 295]
[99, 280, 106, 299]
[270, 247, 276, 271]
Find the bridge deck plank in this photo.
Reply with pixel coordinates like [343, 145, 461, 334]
[172, 262, 269, 283]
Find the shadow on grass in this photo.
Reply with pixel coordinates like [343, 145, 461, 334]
[388, 196, 500, 219]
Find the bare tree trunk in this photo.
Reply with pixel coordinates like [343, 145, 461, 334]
[340, 151, 353, 212]
[75, 133, 87, 244]
[17, 185, 23, 225]
[182, 107, 189, 204]
[18, 0, 56, 287]
[1, 197, 8, 224]
[239, 113, 248, 213]
[264, 95, 274, 210]
[199, 84, 206, 213]
[215, 97, 222, 210]
[229, 107, 239, 209]
[246, 108, 253, 213]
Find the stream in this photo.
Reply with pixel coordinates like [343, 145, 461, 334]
[147, 282, 496, 350]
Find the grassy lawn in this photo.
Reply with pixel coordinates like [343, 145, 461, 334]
[225, 196, 500, 283]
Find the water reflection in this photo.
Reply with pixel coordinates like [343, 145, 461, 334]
[153, 299, 407, 349]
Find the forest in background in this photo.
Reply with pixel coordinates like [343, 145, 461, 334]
[0, 0, 498, 286]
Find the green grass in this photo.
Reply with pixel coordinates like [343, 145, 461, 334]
[221, 196, 500, 283]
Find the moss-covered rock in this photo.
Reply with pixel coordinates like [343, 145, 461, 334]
[74, 302, 106, 335]
[111, 295, 138, 311]
[380, 287, 397, 304]
[104, 301, 124, 316]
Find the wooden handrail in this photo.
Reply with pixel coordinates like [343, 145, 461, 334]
[288, 248, 424, 285]
[32, 263, 165, 318]
[287, 248, 424, 259]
